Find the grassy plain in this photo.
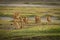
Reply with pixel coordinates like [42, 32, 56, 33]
[0, 6, 60, 40]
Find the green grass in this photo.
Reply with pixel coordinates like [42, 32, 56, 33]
[0, 6, 60, 40]
[0, 25, 60, 38]
[29, 2, 60, 5]
[0, 20, 60, 40]
[0, 29, 60, 40]
[0, 6, 60, 17]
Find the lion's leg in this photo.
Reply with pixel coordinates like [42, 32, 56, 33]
[13, 21, 20, 29]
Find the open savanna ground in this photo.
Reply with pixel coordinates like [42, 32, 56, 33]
[0, 24, 60, 40]
[0, 6, 60, 17]
[0, 6, 60, 40]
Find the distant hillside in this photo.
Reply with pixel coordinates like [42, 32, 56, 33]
[0, 0, 60, 5]
[0, 0, 60, 2]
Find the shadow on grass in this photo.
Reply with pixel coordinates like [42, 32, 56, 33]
[0, 35, 60, 40]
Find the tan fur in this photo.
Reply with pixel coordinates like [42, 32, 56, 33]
[13, 12, 21, 29]
[47, 16, 51, 23]
[35, 16, 41, 23]
[23, 17, 28, 24]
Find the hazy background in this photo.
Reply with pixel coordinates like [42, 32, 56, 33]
[0, 0, 60, 4]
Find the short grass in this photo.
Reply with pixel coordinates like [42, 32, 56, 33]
[0, 24, 60, 39]
[0, 19, 60, 40]
[0, 6, 60, 17]
[0, 6, 60, 40]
